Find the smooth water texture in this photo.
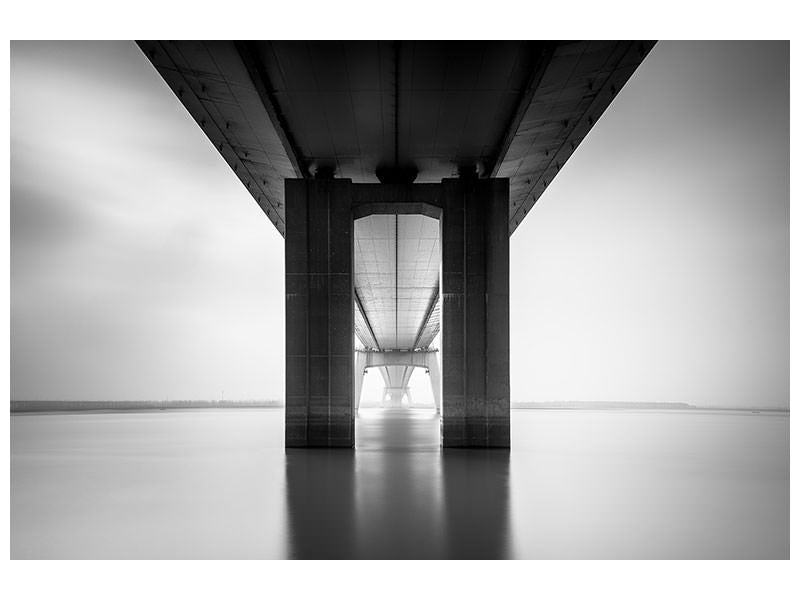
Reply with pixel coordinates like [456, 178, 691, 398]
[10, 408, 788, 559]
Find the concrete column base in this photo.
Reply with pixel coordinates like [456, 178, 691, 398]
[382, 387, 410, 407]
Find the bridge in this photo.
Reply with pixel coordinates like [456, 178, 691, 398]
[137, 40, 655, 448]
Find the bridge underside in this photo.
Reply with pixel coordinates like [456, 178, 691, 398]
[137, 40, 655, 448]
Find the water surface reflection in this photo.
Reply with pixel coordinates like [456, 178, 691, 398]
[285, 409, 510, 559]
[11, 408, 788, 558]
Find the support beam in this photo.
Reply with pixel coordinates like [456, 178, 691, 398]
[285, 179, 354, 447]
[441, 178, 510, 447]
[357, 349, 438, 369]
[486, 42, 556, 178]
[234, 42, 307, 179]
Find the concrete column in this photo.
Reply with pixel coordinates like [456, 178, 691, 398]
[285, 178, 354, 447]
[441, 178, 510, 447]
[383, 388, 407, 407]
[380, 365, 412, 408]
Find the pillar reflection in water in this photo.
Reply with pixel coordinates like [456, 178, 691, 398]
[284, 409, 510, 559]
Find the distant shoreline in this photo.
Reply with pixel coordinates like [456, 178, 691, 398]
[10, 400, 283, 414]
[10, 400, 788, 414]
[511, 401, 789, 413]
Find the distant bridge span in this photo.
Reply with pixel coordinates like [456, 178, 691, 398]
[355, 350, 441, 413]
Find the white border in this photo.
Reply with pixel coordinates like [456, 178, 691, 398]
[2, 2, 796, 598]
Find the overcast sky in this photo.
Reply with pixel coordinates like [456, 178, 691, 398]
[10, 41, 788, 408]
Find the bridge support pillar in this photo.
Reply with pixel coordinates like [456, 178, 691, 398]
[285, 179, 354, 447]
[441, 178, 510, 447]
[382, 387, 410, 407]
[380, 366, 413, 407]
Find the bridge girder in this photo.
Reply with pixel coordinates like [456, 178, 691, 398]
[357, 349, 438, 370]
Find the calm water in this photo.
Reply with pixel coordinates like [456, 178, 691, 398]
[10, 408, 788, 559]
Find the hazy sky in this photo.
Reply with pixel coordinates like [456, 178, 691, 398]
[10, 41, 788, 408]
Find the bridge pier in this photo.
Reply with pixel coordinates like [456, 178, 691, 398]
[285, 178, 509, 448]
[285, 179, 354, 447]
[382, 386, 410, 407]
[380, 366, 413, 407]
[441, 179, 510, 447]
